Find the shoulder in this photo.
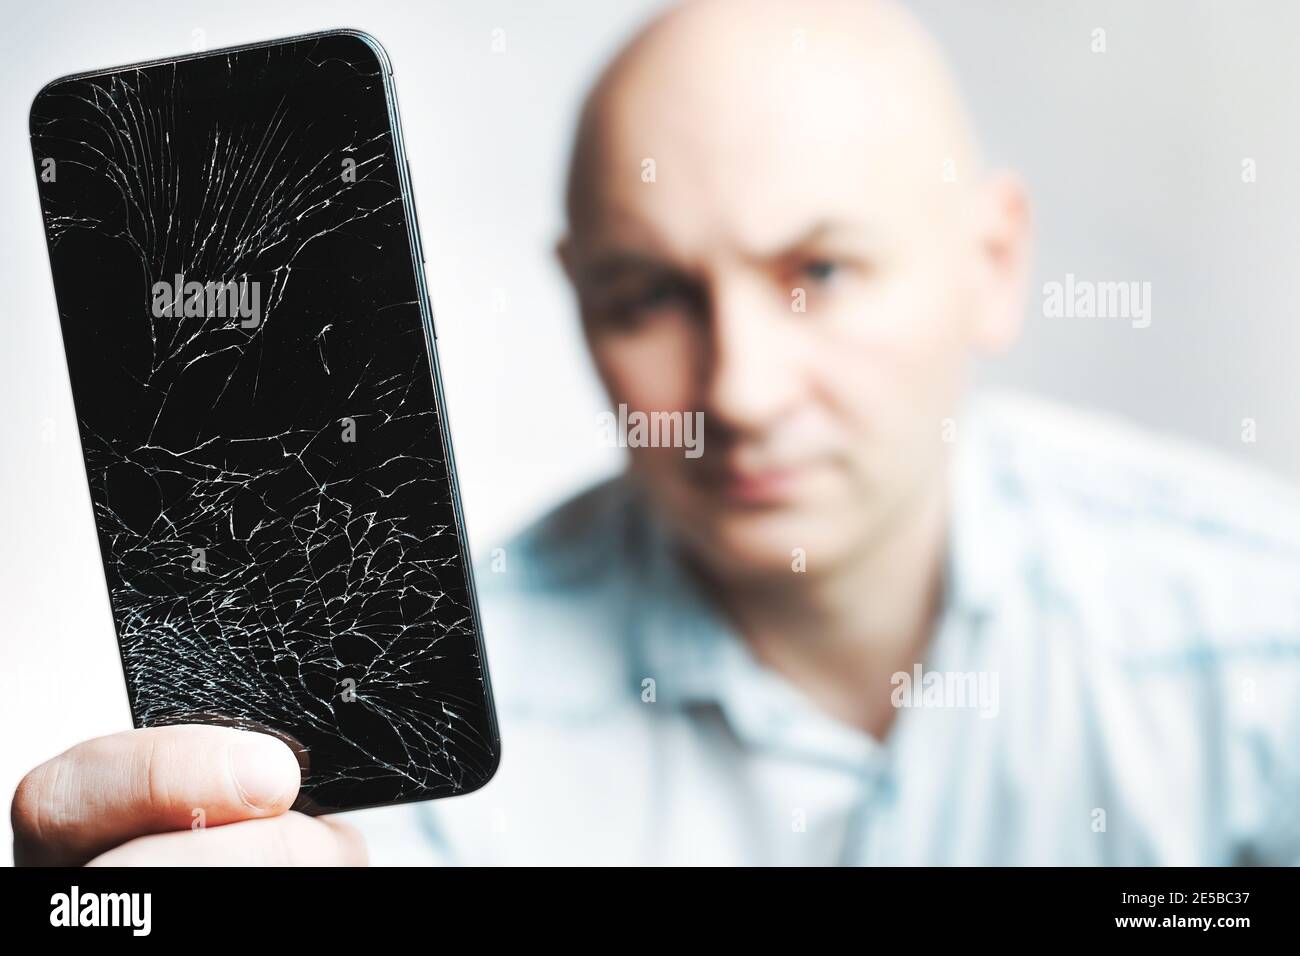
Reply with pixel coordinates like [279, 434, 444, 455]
[966, 395, 1300, 859]
[477, 476, 641, 592]
[969, 391, 1300, 528]
[965, 391, 1300, 657]
[472, 477, 647, 715]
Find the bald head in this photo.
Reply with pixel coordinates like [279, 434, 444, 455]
[566, 0, 982, 234]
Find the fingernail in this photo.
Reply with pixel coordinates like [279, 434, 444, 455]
[230, 733, 298, 811]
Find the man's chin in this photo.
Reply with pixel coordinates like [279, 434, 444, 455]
[673, 506, 854, 581]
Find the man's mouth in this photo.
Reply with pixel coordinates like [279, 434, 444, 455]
[704, 461, 814, 506]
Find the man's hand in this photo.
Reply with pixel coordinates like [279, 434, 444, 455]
[12, 725, 367, 866]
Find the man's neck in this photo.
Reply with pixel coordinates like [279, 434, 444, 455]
[702, 473, 950, 741]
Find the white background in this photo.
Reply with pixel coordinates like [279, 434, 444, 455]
[1, 0, 1297, 862]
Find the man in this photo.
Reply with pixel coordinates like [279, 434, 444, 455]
[14, 0, 1300, 865]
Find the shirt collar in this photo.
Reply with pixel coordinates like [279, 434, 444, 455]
[625, 490, 882, 772]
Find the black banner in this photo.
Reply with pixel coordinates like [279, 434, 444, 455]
[0, 865, 1290, 941]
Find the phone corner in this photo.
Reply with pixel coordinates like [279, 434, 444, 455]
[29, 73, 75, 140]
[328, 28, 394, 76]
[458, 736, 504, 800]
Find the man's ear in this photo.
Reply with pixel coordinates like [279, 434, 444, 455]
[966, 171, 1031, 354]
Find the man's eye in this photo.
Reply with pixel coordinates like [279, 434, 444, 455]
[801, 258, 839, 282]
[600, 278, 699, 329]
[638, 281, 682, 309]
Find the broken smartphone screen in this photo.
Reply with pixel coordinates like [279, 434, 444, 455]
[29, 30, 500, 813]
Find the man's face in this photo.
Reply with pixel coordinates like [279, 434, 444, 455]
[562, 18, 1025, 582]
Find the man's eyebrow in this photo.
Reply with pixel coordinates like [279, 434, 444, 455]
[753, 220, 870, 261]
[575, 221, 871, 284]
[577, 252, 678, 286]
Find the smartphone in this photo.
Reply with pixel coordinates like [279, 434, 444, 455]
[29, 29, 500, 814]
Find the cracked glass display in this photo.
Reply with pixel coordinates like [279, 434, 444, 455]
[30, 31, 500, 813]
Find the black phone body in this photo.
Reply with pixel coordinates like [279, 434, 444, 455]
[30, 30, 500, 814]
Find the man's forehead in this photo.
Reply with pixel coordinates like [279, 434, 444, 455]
[566, 117, 943, 262]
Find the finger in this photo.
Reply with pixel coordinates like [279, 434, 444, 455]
[13, 725, 301, 866]
[85, 812, 369, 866]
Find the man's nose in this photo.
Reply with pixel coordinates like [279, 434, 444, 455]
[700, 279, 803, 435]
